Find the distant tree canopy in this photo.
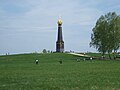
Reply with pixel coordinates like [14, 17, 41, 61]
[90, 12, 120, 59]
[42, 49, 52, 53]
[42, 49, 47, 53]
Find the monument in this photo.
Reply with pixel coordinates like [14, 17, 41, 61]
[56, 18, 64, 52]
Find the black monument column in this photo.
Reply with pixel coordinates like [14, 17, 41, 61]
[56, 19, 64, 52]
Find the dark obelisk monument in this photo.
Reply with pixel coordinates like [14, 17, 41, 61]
[56, 19, 64, 52]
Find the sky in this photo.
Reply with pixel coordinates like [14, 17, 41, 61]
[0, 0, 120, 55]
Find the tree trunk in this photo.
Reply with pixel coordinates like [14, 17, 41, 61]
[108, 52, 112, 60]
[102, 52, 105, 60]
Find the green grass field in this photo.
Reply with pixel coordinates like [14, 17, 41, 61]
[0, 53, 120, 90]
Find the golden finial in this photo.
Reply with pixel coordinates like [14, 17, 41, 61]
[57, 16, 62, 25]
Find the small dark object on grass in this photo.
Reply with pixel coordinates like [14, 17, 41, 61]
[59, 60, 62, 64]
[35, 60, 38, 64]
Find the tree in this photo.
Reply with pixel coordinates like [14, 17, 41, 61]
[90, 12, 120, 59]
[109, 13, 120, 59]
[47, 50, 50, 53]
[42, 49, 47, 53]
[90, 15, 108, 57]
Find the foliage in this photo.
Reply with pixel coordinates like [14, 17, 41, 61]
[42, 49, 47, 53]
[90, 12, 120, 59]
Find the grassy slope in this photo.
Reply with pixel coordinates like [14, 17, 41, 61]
[0, 53, 120, 90]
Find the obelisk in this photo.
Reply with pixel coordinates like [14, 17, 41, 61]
[56, 19, 64, 52]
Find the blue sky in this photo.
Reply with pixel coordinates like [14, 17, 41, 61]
[0, 0, 120, 54]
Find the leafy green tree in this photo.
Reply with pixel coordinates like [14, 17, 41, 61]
[42, 49, 47, 53]
[47, 50, 50, 53]
[90, 12, 120, 59]
[90, 15, 108, 57]
[109, 13, 120, 59]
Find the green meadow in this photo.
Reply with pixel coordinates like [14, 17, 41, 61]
[0, 53, 120, 90]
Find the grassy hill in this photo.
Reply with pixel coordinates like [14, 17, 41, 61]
[0, 53, 120, 90]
